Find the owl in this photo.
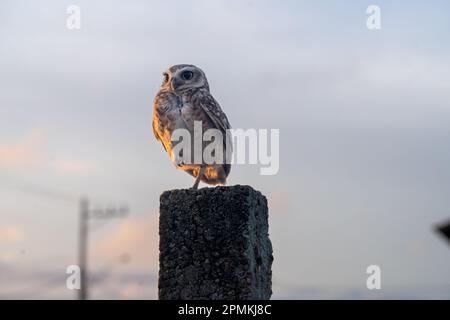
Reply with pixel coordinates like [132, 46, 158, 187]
[152, 64, 232, 189]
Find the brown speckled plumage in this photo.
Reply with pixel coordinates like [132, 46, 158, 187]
[152, 64, 232, 188]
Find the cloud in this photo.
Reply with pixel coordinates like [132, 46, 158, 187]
[119, 282, 154, 300]
[92, 214, 159, 272]
[0, 226, 25, 264]
[0, 129, 95, 176]
[0, 130, 44, 169]
[54, 159, 96, 175]
[0, 226, 25, 243]
[267, 190, 291, 214]
[0, 252, 18, 264]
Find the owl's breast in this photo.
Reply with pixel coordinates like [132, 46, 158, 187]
[180, 99, 216, 133]
[179, 101, 196, 125]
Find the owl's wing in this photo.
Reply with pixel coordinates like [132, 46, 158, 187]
[195, 90, 232, 150]
[152, 92, 182, 153]
[152, 118, 167, 151]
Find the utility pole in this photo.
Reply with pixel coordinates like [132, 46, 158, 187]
[78, 197, 89, 300]
[77, 197, 129, 300]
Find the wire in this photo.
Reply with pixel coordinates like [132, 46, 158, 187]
[0, 175, 78, 203]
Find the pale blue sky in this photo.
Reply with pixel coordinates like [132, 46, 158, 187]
[1, 0, 450, 299]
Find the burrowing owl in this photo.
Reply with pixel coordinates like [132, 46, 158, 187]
[152, 64, 232, 189]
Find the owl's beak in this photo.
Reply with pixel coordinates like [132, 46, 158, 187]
[171, 77, 182, 91]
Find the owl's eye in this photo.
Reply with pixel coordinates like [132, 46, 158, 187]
[162, 73, 169, 84]
[181, 71, 194, 81]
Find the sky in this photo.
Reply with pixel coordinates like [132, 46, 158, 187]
[1, 0, 450, 299]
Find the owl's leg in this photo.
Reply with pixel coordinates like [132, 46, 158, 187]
[192, 166, 205, 190]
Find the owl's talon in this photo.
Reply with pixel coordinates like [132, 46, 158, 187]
[192, 166, 205, 190]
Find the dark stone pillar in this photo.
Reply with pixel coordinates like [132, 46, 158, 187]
[159, 185, 273, 300]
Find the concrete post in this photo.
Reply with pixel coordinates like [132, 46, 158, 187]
[158, 185, 273, 300]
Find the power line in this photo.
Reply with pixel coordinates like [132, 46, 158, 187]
[0, 176, 78, 203]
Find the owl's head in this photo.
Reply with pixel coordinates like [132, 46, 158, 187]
[161, 64, 209, 93]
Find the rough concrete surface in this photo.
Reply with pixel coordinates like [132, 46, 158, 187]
[159, 185, 273, 300]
